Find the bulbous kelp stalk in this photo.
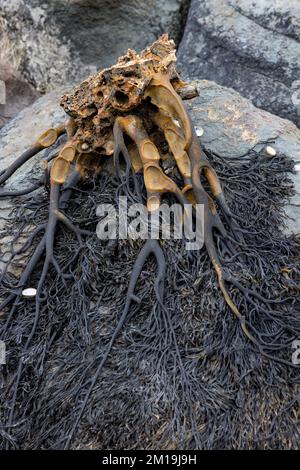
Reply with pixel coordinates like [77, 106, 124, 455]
[0, 35, 299, 449]
[187, 124, 256, 343]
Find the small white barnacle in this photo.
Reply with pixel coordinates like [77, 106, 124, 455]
[195, 126, 204, 137]
[265, 145, 276, 157]
[22, 288, 37, 298]
[294, 163, 300, 173]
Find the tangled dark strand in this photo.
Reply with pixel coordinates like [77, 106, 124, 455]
[0, 144, 299, 449]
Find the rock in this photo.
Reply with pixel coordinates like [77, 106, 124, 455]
[187, 80, 300, 161]
[0, 0, 189, 94]
[0, 80, 299, 234]
[0, 88, 66, 189]
[187, 79, 300, 234]
[0, 62, 40, 128]
[178, 0, 300, 128]
[0, 88, 67, 270]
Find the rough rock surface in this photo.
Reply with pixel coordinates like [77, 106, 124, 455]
[0, 89, 66, 189]
[0, 88, 66, 247]
[0, 80, 299, 233]
[187, 80, 300, 161]
[0, 0, 189, 94]
[0, 63, 39, 128]
[187, 80, 300, 233]
[178, 0, 300, 127]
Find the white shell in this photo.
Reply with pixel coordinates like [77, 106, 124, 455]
[195, 126, 204, 137]
[294, 163, 300, 173]
[81, 142, 89, 151]
[265, 145, 276, 157]
[22, 288, 37, 298]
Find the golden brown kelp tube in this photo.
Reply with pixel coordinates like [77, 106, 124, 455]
[0, 36, 299, 449]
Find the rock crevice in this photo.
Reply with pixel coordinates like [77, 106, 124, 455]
[178, 0, 300, 127]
